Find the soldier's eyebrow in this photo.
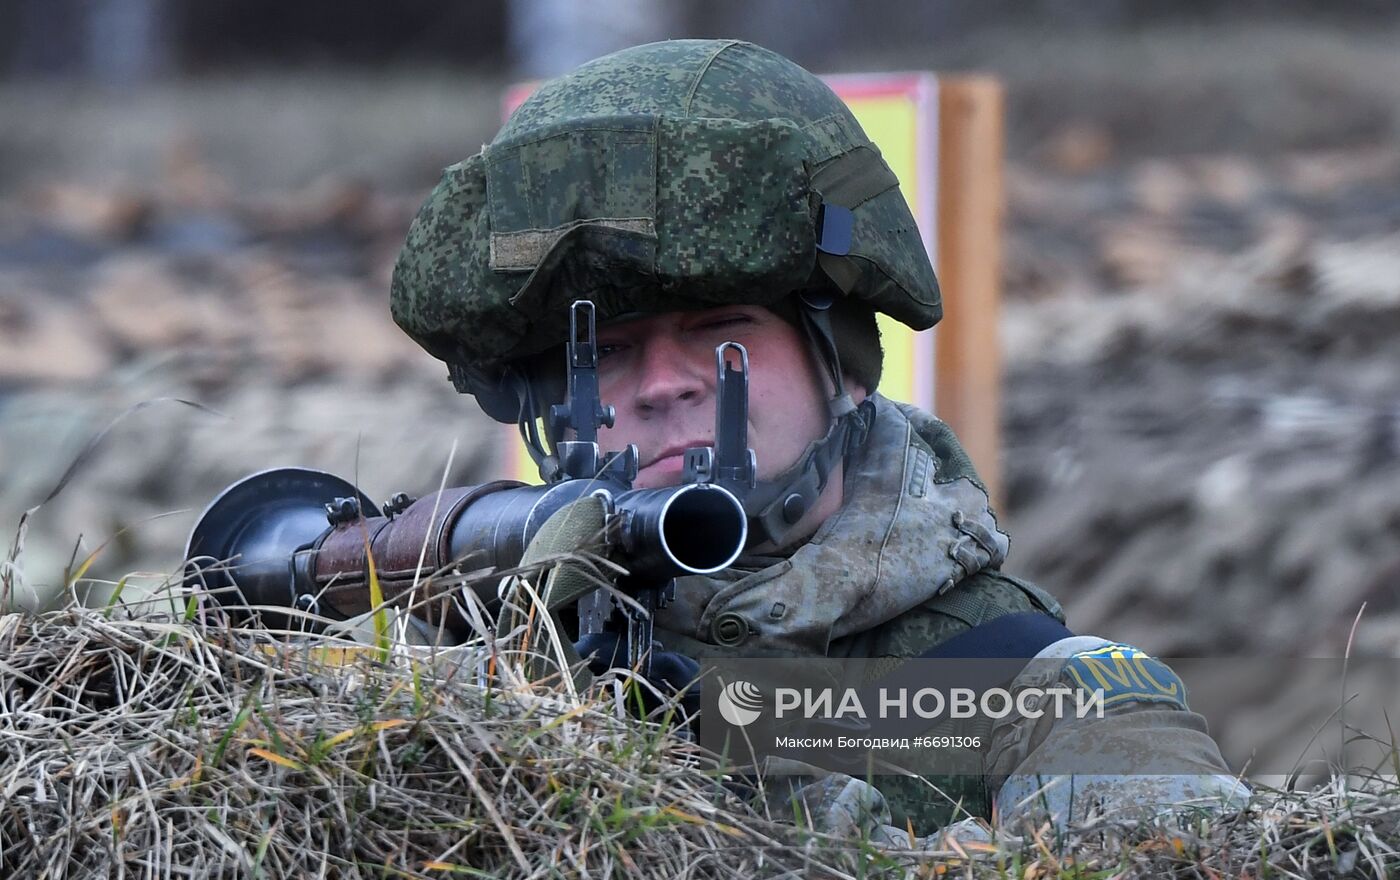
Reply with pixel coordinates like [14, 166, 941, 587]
[681, 306, 764, 327]
[688, 312, 751, 328]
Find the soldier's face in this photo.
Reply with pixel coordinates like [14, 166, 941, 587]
[594, 306, 833, 490]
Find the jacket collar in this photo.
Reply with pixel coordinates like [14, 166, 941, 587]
[656, 394, 1009, 656]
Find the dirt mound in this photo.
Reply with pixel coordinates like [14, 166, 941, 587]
[1000, 148, 1400, 657]
[0, 172, 498, 594]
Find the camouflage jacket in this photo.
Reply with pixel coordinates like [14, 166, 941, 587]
[653, 394, 1246, 833]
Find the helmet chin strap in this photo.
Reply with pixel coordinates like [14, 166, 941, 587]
[741, 290, 874, 550]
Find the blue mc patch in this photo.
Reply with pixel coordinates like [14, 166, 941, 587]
[1064, 643, 1188, 710]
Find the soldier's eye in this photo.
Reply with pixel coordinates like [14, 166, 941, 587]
[596, 342, 627, 360]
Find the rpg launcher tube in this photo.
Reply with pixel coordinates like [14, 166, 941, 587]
[183, 468, 746, 636]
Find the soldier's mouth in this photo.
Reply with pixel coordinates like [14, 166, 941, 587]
[642, 440, 711, 470]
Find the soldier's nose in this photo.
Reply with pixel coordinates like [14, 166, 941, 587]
[633, 337, 707, 414]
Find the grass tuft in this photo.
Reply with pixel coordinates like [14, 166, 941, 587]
[3, 571, 1399, 877]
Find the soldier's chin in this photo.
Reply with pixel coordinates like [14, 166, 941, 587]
[633, 454, 685, 489]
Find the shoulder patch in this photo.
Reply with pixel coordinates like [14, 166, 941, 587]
[1064, 643, 1188, 710]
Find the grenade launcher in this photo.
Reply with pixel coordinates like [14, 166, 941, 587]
[183, 301, 757, 677]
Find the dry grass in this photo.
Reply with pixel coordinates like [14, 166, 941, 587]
[2, 572, 1399, 878]
[993, 777, 1400, 878]
[0, 592, 884, 879]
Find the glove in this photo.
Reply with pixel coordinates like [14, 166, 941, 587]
[510, 495, 703, 720]
[760, 761, 997, 852]
[498, 495, 611, 686]
[573, 630, 702, 720]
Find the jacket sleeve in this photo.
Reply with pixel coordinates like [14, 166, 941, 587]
[984, 635, 1250, 830]
[835, 568, 1062, 830]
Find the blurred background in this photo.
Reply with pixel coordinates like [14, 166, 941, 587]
[3, 0, 1400, 663]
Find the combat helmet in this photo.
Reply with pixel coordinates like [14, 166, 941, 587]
[391, 39, 942, 547]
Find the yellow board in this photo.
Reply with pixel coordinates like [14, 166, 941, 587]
[845, 95, 921, 211]
[502, 73, 941, 483]
[827, 75, 940, 415]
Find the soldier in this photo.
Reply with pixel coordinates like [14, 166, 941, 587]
[388, 39, 1248, 844]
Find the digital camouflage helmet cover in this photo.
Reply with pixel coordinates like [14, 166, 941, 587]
[391, 39, 943, 545]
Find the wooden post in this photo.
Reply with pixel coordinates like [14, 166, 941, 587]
[936, 77, 1005, 504]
